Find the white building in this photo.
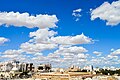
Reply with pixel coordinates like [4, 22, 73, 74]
[0, 60, 34, 72]
[83, 65, 93, 72]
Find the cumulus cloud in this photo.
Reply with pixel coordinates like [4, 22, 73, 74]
[29, 28, 57, 43]
[111, 48, 114, 51]
[19, 28, 93, 62]
[72, 8, 82, 21]
[0, 12, 58, 28]
[89, 56, 119, 67]
[107, 55, 118, 59]
[28, 29, 93, 46]
[0, 37, 9, 44]
[19, 29, 58, 54]
[32, 56, 50, 64]
[20, 44, 88, 67]
[1, 54, 31, 62]
[73, 9, 81, 13]
[1, 55, 18, 58]
[27, 47, 120, 68]
[0, 11, 98, 67]
[34, 53, 43, 56]
[19, 28, 93, 66]
[111, 49, 120, 56]
[50, 33, 93, 45]
[0, 49, 26, 61]
[0, 49, 37, 63]
[20, 42, 57, 54]
[48, 53, 60, 59]
[93, 51, 102, 56]
[91, 1, 120, 26]
[77, 53, 88, 59]
[46, 46, 89, 67]
[55, 46, 88, 54]
[2, 49, 23, 55]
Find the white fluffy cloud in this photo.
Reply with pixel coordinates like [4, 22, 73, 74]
[1, 49, 24, 60]
[0, 12, 58, 28]
[107, 55, 118, 59]
[50, 33, 93, 45]
[77, 53, 88, 59]
[20, 29, 58, 54]
[29, 29, 93, 45]
[93, 51, 102, 56]
[34, 53, 43, 56]
[48, 46, 88, 67]
[0, 11, 98, 68]
[0, 37, 9, 44]
[20, 28, 93, 56]
[73, 9, 81, 13]
[20, 42, 57, 54]
[48, 53, 60, 59]
[72, 8, 82, 21]
[2, 49, 23, 55]
[31, 46, 88, 67]
[1, 55, 18, 58]
[111, 49, 120, 56]
[91, 1, 120, 26]
[56, 46, 88, 54]
[29, 28, 57, 43]
[1, 54, 31, 62]
[19, 28, 93, 65]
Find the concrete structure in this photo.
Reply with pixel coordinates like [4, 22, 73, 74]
[37, 64, 51, 72]
[83, 65, 93, 72]
[28, 63, 35, 72]
[0, 60, 35, 73]
[19, 63, 34, 72]
[67, 65, 80, 72]
[0, 60, 18, 72]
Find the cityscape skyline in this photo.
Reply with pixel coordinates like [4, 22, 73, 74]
[0, 0, 120, 68]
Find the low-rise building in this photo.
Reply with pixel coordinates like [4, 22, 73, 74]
[37, 64, 51, 72]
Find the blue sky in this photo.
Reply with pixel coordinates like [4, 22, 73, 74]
[0, 0, 120, 68]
